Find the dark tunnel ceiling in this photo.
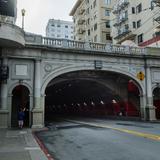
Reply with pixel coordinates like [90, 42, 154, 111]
[45, 71, 130, 106]
[46, 79, 113, 105]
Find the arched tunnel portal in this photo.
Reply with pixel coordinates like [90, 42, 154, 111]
[45, 70, 141, 122]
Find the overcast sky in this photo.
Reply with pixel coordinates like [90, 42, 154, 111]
[16, 0, 76, 36]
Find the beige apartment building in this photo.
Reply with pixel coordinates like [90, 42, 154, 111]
[111, 0, 160, 47]
[70, 0, 115, 43]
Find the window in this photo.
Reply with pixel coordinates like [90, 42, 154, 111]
[93, 0, 96, 8]
[65, 35, 68, 38]
[150, 1, 155, 10]
[94, 23, 97, 30]
[88, 29, 90, 36]
[94, 35, 97, 42]
[133, 22, 136, 28]
[125, 24, 129, 30]
[86, 0, 89, 4]
[94, 14, 97, 20]
[51, 24, 55, 27]
[105, 10, 110, 16]
[57, 24, 61, 27]
[105, 21, 110, 28]
[138, 34, 143, 43]
[136, 3, 142, 13]
[51, 34, 55, 37]
[106, 34, 112, 40]
[137, 20, 141, 28]
[132, 7, 135, 14]
[65, 25, 68, 28]
[124, 10, 128, 19]
[104, 0, 111, 5]
[87, 18, 90, 25]
[87, 8, 90, 14]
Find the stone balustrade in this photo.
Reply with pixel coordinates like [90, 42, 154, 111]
[25, 33, 147, 55]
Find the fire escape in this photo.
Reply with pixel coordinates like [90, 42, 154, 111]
[153, 0, 160, 36]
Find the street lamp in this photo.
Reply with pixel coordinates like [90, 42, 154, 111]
[21, 8, 26, 30]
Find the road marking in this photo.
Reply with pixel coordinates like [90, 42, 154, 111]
[69, 120, 160, 141]
[25, 147, 40, 150]
[20, 131, 27, 134]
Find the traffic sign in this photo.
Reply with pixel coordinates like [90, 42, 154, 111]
[137, 71, 145, 81]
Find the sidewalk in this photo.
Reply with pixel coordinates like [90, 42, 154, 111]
[0, 128, 48, 160]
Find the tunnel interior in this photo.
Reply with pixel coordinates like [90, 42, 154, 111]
[45, 71, 140, 122]
[153, 87, 160, 119]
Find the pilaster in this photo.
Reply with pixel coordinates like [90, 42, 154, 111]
[32, 59, 43, 128]
[146, 67, 156, 121]
[0, 57, 9, 128]
[0, 57, 8, 110]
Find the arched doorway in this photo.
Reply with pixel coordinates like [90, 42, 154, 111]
[153, 87, 160, 119]
[11, 85, 30, 128]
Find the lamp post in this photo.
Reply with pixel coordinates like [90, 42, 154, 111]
[21, 9, 26, 30]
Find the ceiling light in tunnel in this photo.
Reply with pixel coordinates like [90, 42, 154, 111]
[77, 103, 80, 106]
[91, 101, 95, 106]
[84, 102, 87, 106]
[129, 79, 133, 83]
[112, 99, 117, 103]
[100, 100, 104, 104]
[68, 84, 72, 87]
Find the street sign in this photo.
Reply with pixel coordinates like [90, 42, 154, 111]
[137, 71, 145, 81]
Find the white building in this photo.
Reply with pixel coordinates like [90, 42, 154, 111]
[111, 0, 160, 47]
[46, 19, 74, 40]
[70, 0, 115, 43]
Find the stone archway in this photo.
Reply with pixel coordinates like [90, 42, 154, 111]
[11, 85, 30, 128]
[42, 69, 144, 123]
[153, 87, 160, 119]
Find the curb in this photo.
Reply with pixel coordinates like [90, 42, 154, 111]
[32, 128, 55, 160]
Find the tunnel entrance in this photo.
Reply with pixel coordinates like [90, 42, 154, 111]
[153, 87, 160, 119]
[45, 71, 141, 123]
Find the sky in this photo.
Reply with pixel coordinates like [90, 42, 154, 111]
[16, 0, 76, 36]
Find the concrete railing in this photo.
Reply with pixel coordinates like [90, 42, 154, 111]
[25, 34, 147, 55]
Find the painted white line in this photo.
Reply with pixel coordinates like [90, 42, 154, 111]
[20, 131, 27, 134]
[25, 147, 40, 150]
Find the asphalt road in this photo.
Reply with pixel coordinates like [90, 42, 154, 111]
[36, 119, 160, 160]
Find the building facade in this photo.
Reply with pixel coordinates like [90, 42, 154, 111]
[0, 0, 17, 24]
[1, 32, 160, 128]
[111, 0, 160, 47]
[70, 0, 115, 43]
[46, 19, 74, 40]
